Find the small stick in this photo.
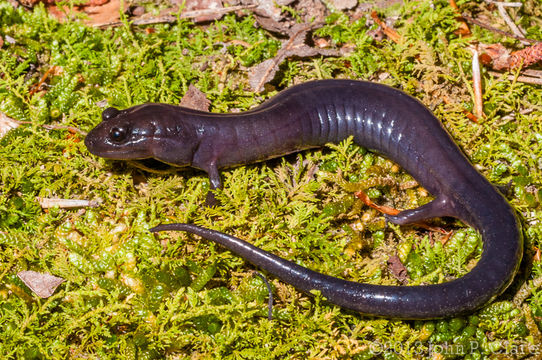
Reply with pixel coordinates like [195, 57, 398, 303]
[38, 197, 100, 209]
[441, 95, 478, 123]
[471, 48, 484, 119]
[252, 271, 274, 320]
[370, 11, 402, 43]
[484, 0, 523, 7]
[496, 3, 529, 46]
[93, 4, 258, 29]
[10, 119, 87, 136]
[513, 275, 542, 306]
[28, 66, 59, 97]
[488, 71, 542, 85]
[127, 160, 179, 175]
[461, 14, 537, 44]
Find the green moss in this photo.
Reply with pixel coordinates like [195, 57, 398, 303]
[1, 0, 542, 358]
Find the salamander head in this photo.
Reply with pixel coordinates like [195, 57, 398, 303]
[85, 104, 199, 167]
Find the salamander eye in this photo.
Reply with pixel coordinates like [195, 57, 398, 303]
[109, 126, 128, 142]
[102, 107, 120, 121]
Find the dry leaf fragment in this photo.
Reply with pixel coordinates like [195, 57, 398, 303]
[175, 0, 224, 22]
[83, 0, 121, 26]
[387, 255, 409, 285]
[17, 271, 65, 298]
[480, 43, 512, 70]
[252, 0, 296, 22]
[251, 0, 327, 35]
[0, 112, 20, 139]
[248, 23, 341, 92]
[329, 0, 357, 10]
[5, 35, 16, 45]
[179, 84, 211, 111]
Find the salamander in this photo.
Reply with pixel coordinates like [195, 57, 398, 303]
[84, 79, 522, 319]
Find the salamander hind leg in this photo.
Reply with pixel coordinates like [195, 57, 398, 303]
[204, 162, 222, 207]
[386, 195, 458, 225]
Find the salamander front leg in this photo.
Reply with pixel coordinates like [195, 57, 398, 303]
[385, 196, 457, 225]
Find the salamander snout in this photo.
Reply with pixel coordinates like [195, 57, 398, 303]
[102, 107, 120, 121]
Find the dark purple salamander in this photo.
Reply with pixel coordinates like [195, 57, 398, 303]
[85, 79, 522, 319]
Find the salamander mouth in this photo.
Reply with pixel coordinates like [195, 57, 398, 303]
[84, 135, 151, 160]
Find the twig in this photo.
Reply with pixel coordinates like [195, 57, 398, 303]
[127, 160, 179, 175]
[370, 10, 402, 43]
[38, 197, 100, 209]
[484, 0, 523, 7]
[93, 4, 258, 28]
[471, 48, 484, 119]
[43, 123, 87, 135]
[488, 70, 542, 85]
[522, 69, 542, 78]
[441, 95, 478, 123]
[28, 66, 59, 97]
[461, 14, 537, 44]
[496, 3, 529, 46]
[252, 271, 274, 320]
[13, 119, 87, 136]
[513, 275, 542, 306]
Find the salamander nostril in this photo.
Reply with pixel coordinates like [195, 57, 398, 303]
[102, 107, 120, 121]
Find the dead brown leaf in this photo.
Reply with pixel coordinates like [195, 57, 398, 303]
[173, 0, 224, 22]
[387, 255, 409, 284]
[251, 0, 296, 23]
[250, 0, 327, 35]
[180, 84, 211, 111]
[480, 43, 513, 70]
[0, 111, 20, 139]
[83, 0, 121, 26]
[328, 0, 357, 10]
[248, 23, 341, 92]
[17, 271, 65, 298]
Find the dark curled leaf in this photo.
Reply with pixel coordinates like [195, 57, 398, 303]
[180, 84, 211, 112]
[17, 271, 65, 298]
[387, 255, 409, 285]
